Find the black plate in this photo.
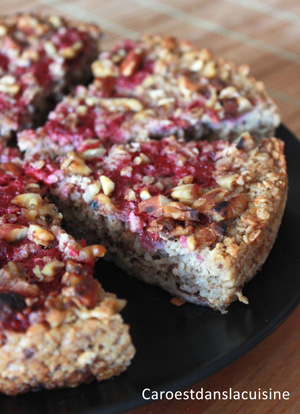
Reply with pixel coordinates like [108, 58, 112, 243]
[1, 125, 300, 414]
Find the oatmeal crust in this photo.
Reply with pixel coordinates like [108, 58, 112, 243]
[0, 291, 134, 396]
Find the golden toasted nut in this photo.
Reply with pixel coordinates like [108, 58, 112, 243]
[187, 235, 197, 252]
[91, 193, 116, 213]
[12, 193, 43, 208]
[138, 195, 170, 217]
[59, 41, 83, 59]
[42, 259, 65, 278]
[75, 278, 100, 308]
[61, 152, 91, 176]
[80, 245, 106, 261]
[163, 202, 199, 221]
[120, 48, 144, 76]
[81, 147, 106, 160]
[28, 225, 55, 247]
[171, 184, 203, 205]
[92, 59, 117, 78]
[91, 97, 143, 112]
[193, 188, 229, 214]
[83, 183, 101, 203]
[0, 224, 28, 243]
[140, 189, 151, 200]
[215, 174, 239, 191]
[100, 175, 115, 196]
[194, 226, 218, 248]
[226, 194, 248, 219]
[0, 162, 22, 177]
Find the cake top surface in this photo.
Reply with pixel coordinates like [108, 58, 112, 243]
[25, 133, 286, 257]
[18, 34, 278, 157]
[0, 13, 101, 134]
[0, 152, 106, 336]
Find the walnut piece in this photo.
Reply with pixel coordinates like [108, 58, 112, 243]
[0, 224, 28, 243]
[28, 225, 55, 247]
[61, 152, 92, 176]
[11, 193, 43, 208]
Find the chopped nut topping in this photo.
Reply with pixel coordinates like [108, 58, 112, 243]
[42, 260, 65, 278]
[0, 24, 7, 36]
[163, 202, 199, 221]
[120, 48, 144, 76]
[171, 225, 194, 237]
[202, 61, 217, 78]
[12, 193, 43, 208]
[140, 189, 151, 200]
[187, 235, 197, 252]
[33, 265, 43, 280]
[86, 97, 143, 112]
[80, 147, 106, 160]
[61, 152, 92, 176]
[0, 162, 22, 177]
[92, 59, 117, 78]
[194, 226, 218, 248]
[171, 184, 203, 205]
[256, 207, 270, 220]
[237, 96, 252, 112]
[77, 105, 88, 116]
[62, 271, 84, 287]
[0, 82, 20, 95]
[0, 224, 28, 243]
[219, 86, 238, 99]
[100, 175, 115, 196]
[177, 175, 194, 185]
[226, 194, 248, 219]
[138, 195, 170, 217]
[215, 174, 239, 190]
[120, 165, 133, 177]
[75, 278, 100, 308]
[59, 41, 83, 59]
[92, 193, 115, 213]
[83, 182, 101, 203]
[28, 225, 55, 247]
[80, 244, 106, 261]
[124, 189, 137, 201]
[44, 41, 58, 59]
[193, 188, 228, 214]
[49, 15, 62, 27]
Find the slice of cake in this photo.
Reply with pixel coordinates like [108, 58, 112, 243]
[0, 13, 101, 144]
[24, 132, 287, 312]
[0, 149, 134, 395]
[90, 34, 280, 141]
[18, 34, 279, 157]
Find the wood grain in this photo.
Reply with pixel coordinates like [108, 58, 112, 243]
[1, 1, 299, 413]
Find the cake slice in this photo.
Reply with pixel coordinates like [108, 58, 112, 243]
[18, 34, 279, 157]
[0, 149, 134, 395]
[0, 13, 101, 144]
[24, 132, 287, 312]
[90, 34, 280, 141]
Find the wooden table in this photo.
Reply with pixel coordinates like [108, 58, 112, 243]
[2, 0, 300, 412]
